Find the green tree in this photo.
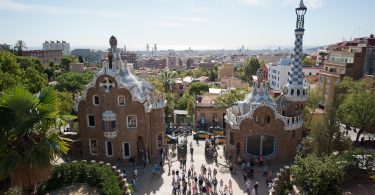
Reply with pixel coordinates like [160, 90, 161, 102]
[165, 92, 175, 122]
[160, 71, 175, 92]
[55, 72, 94, 93]
[13, 40, 27, 56]
[0, 86, 70, 194]
[189, 82, 209, 95]
[0, 51, 48, 93]
[236, 57, 261, 83]
[337, 77, 375, 141]
[338, 89, 375, 141]
[292, 154, 346, 195]
[302, 56, 316, 66]
[214, 88, 248, 108]
[59, 55, 77, 72]
[303, 88, 321, 129]
[57, 91, 74, 115]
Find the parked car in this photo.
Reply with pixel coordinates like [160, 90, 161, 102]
[166, 134, 178, 144]
[193, 131, 213, 140]
[208, 126, 225, 135]
[214, 135, 226, 144]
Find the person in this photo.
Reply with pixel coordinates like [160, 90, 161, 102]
[192, 181, 197, 195]
[243, 171, 248, 182]
[168, 159, 172, 175]
[245, 179, 252, 194]
[254, 181, 259, 194]
[191, 163, 195, 173]
[182, 180, 187, 195]
[190, 147, 194, 161]
[213, 177, 218, 192]
[223, 184, 229, 195]
[133, 168, 138, 180]
[213, 168, 217, 178]
[188, 168, 192, 180]
[251, 188, 256, 195]
[207, 167, 212, 179]
[228, 179, 232, 193]
[219, 179, 224, 193]
[263, 165, 268, 177]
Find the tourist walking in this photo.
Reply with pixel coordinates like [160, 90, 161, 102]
[207, 167, 212, 179]
[219, 178, 224, 193]
[190, 147, 194, 161]
[168, 159, 172, 175]
[254, 181, 259, 195]
[228, 179, 232, 193]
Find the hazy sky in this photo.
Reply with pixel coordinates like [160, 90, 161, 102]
[0, 0, 374, 50]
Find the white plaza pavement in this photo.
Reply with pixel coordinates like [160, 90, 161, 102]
[130, 134, 285, 195]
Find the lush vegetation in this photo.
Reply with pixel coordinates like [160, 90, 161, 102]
[55, 71, 94, 93]
[235, 57, 262, 83]
[189, 82, 209, 95]
[302, 56, 316, 66]
[213, 88, 249, 108]
[0, 51, 48, 93]
[292, 154, 346, 195]
[0, 86, 71, 193]
[37, 161, 122, 195]
[336, 77, 375, 141]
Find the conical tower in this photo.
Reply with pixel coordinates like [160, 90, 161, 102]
[281, 0, 308, 116]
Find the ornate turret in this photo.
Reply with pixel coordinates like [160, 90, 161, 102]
[282, 0, 308, 102]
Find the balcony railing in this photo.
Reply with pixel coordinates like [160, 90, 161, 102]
[104, 130, 117, 139]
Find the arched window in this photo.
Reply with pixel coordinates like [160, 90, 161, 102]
[297, 89, 300, 96]
[267, 116, 271, 123]
[291, 89, 294, 96]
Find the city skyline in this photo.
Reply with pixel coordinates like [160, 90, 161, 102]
[0, 0, 374, 50]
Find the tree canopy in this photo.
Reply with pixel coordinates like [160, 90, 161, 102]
[292, 154, 346, 195]
[55, 71, 94, 93]
[302, 56, 316, 66]
[213, 88, 249, 108]
[59, 55, 77, 72]
[0, 51, 48, 93]
[0, 86, 70, 192]
[336, 77, 375, 141]
[236, 57, 262, 83]
[189, 82, 209, 95]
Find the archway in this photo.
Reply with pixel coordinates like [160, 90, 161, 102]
[137, 136, 145, 163]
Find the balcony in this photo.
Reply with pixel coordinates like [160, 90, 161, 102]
[104, 130, 117, 139]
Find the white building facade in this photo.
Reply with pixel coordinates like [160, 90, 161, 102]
[43, 40, 70, 54]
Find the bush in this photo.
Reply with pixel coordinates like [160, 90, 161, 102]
[37, 161, 122, 195]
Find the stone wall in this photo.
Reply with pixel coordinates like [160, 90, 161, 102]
[268, 166, 291, 195]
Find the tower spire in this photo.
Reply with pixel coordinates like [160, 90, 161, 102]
[282, 0, 308, 102]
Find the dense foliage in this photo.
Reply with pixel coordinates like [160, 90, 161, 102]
[55, 71, 94, 93]
[37, 161, 122, 195]
[0, 51, 48, 93]
[302, 56, 316, 66]
[236, 57, 262, 83]
[336, 77, 375, 141]
[0, 86, 70, 192]
[292, 154, 346, 195]
[213, 88, 249, 108]
[189, 82, 209, 95]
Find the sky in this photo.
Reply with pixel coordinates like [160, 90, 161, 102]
[0, 0, 374, 50]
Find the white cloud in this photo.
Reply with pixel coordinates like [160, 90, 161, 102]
[0, 0, 127, 17]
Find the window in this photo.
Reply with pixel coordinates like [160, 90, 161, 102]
[123, 142, 130, 158]
[127, 115, 137, 128]
[90, 139, 98, 155]
[88, 115, 95, 127]
[230, 131, 235, 145]
[107, 120, 114, 129]
[267, 116, 271, 124]
[157, 133, 163, 148]
[93, 95, 99, 105]
[106, 141, 113, 156]
[118, 96, 125, 106]
[309, 72, 312, 76]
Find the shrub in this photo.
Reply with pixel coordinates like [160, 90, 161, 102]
[37, 161, 122, 195]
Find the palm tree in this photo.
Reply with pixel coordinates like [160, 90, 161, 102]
[0, 86, 70, 194]
[160, 70, 175, 92]
[14, 40, 27, 56]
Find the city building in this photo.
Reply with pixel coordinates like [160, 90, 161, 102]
[257, 53, 290, 64]
[224, 1, 308, 162]
[220, 77, 249, 89]
[75, 36, 166, 164]
[71, 49, 104, 65]
[268, 58, 320, 97]
[69, 63, 85, 73]
[137, 58, 166, 69]
[21, 50, 62, 68]
[195, 88, 228, 130]
[319, 34, 375, 110]
[43, 40, 70, 54]
[0, 43, 11, 51]
[120, 52, 137, 66]
[218, 63, 234, 80]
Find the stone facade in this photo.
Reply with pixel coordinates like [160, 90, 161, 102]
[76, 36, 166, 164]
[218, 63, 234, 80]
